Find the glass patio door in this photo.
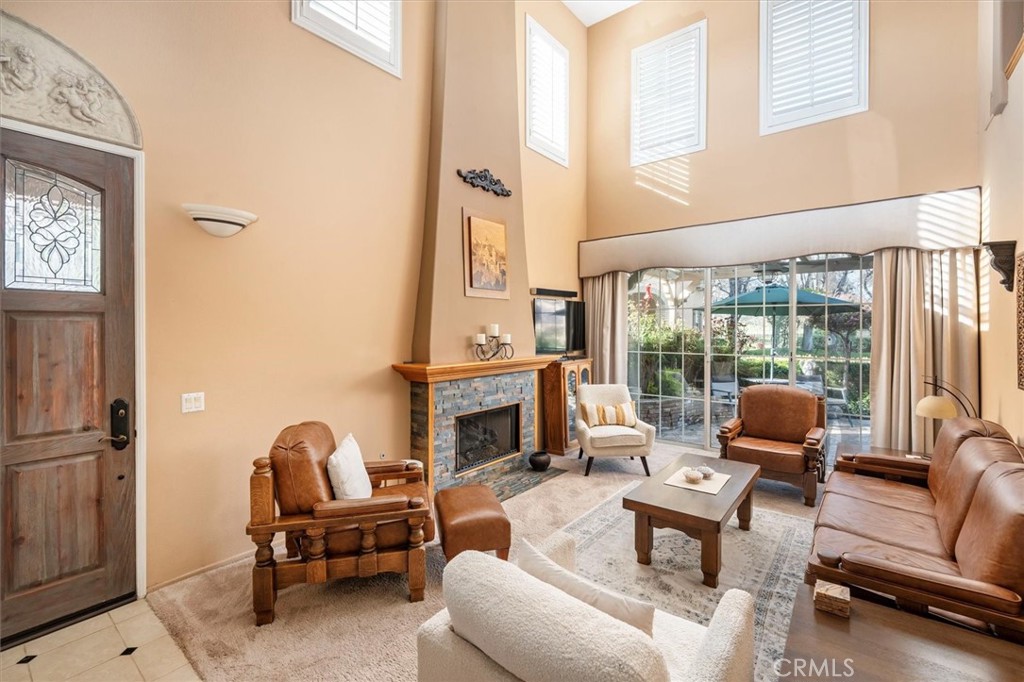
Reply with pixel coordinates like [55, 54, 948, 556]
[627, 255, 872, 459]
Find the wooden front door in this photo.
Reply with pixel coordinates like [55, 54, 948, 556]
[1, 129, 136, 642]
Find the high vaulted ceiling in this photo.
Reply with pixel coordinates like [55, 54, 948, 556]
[561, 1, 641, 27]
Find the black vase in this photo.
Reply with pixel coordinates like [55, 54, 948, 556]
[528, 451, 551, 472]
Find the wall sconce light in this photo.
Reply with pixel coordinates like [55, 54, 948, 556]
[982, 240, 1017, 292]
[182, 204, 258, 238]
[473, 324, 515, 361]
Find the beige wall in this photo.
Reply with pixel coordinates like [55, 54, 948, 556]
[516, 1, 588, 294]
[411, 0, 535, 363]
[587, 0, 981, 239]
[978, 2, 1024, 443]
[5, 0, 435, 587]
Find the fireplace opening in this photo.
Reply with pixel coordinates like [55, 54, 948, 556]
[455, 403, 522, 474]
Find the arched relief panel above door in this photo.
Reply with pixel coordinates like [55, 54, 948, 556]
[0, 12, 142, 149]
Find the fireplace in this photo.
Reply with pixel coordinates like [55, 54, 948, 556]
[455, 403, 521, 474]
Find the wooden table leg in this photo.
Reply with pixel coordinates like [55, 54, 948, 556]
[701, 529, 721, 588]
[635, 512, 653, 565]
[738, 489, 753, 531]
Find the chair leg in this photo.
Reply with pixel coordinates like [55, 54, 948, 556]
[578, 450, 583, 459]
[803, 471, 817, 507]
[252, 533, 277, 626]
[584, 457, 595, 476]
[630, 456, 635, 460]
[640, 457, 651, 477]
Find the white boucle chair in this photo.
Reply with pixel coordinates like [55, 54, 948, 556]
[576, 384, 656, 476]
[417, 533, 755, 682]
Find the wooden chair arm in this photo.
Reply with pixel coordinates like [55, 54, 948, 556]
[366, 460, 424, 485]
[250, 457, 276, 526]
[312, 495, 410, 519]
[246, 499, 430, 535]
[717, 418, 742, 457]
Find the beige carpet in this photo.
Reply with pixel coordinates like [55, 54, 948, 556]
[148, 443, 819, 681]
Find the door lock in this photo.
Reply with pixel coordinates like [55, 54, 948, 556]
[100, 398, 131, 450]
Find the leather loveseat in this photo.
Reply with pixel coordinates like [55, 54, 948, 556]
[806, 418, 1024, 640]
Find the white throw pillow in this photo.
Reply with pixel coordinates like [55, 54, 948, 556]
[516, 538, 655, 636]
[326, 433, 372, 500]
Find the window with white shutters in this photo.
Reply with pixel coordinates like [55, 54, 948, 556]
[760, 0, 868, 135]
[292, 0, 402, 78]
[631, 20, 707, 167]
[526, 16, 570, 167]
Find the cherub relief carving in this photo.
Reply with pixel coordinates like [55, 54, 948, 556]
[0, 41, 40, 95]
[48, 69, 107, 125]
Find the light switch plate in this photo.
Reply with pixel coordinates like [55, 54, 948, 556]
[181, 392, 205, 413]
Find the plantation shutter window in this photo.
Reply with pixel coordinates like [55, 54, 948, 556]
[526, 16, 570, 167]
[760, 0, 869, 135]
[631, 19, 708, 167]
[292, 0, 402, 78]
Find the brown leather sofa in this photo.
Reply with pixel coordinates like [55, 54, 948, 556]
[245, 421, 435, 625]
[807, 417, 1024, 640]
[718, 384, 826, 506]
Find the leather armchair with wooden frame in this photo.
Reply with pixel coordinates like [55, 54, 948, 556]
[717, 384, 826, 507]
[245, 421, 434, 625]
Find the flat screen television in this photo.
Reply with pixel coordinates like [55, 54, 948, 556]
[533, 298, 586, 356]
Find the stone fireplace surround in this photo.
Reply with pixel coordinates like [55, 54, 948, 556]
[392, 357, 553, 492]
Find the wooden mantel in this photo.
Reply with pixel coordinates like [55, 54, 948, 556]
[392, 356, 555, 384]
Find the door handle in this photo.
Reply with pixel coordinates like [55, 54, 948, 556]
[101, 398, 131, 450]
[99, 435, 128, 444]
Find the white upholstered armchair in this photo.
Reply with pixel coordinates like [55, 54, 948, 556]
[576, 384, 656, 477]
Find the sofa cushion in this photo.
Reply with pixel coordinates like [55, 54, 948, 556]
[739, 385, 816, 443]
[589, 424, 647, 448]
[934, 437, 1024, 555]
[444, 551, 670, 682]
[815, 492, 949, 558]
[728, 437, 806, 474]
[956, 462, 1024, 597]
[517, 539, 655, 636]
[928, 417, 1013, 498]
[810, 526, 962, 576]
[824, 470, 936, 516]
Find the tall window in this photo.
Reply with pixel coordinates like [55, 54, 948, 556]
[631, 19, 707, 167]
[627, 255, 873, 466]
[292, 0, 402, 78]
[526, 16, 569, 167]
[760, 0, 868, 135]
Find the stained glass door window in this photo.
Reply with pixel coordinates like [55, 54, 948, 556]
[4, 159, 102, 292]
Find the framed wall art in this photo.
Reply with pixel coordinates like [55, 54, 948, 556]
[463, 209, 510, 300]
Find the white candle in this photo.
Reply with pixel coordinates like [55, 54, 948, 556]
[500, 333, 512, 344]
[487, 323, 500, 337]
[474, 333, 486, 345]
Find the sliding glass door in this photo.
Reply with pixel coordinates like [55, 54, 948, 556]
[627, 254, 872, 464]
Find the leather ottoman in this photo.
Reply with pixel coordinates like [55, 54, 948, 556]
[434, 484, 511, 561]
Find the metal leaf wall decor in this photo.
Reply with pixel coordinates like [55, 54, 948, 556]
[457, 169, 512, 198]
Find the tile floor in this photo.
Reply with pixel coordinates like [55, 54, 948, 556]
[2, 600, 199, 681]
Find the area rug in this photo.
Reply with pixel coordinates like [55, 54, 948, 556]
[148, 447, 813, 682]
[562, 482, 813, 682]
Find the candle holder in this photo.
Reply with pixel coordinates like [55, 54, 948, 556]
[475, 335, 515, 361]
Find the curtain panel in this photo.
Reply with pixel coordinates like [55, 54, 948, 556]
[583, 272, 628, 384]
[871, 247, 980, 452]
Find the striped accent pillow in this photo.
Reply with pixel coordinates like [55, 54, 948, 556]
[580, 402, 637, 428]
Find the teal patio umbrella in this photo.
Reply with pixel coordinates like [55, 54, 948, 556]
[710, 283, 862, 379]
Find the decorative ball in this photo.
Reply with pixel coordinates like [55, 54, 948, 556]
[697, 465, 715, 479]
[683, 469, 703, 484]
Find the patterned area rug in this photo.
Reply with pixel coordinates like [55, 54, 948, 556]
[562, 482, 813, 681]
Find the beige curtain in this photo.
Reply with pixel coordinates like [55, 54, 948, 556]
[871, 248, 980, 452]
[583, 272, 628, 384]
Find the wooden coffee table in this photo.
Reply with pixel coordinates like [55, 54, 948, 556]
[622, 454, 760, 588]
